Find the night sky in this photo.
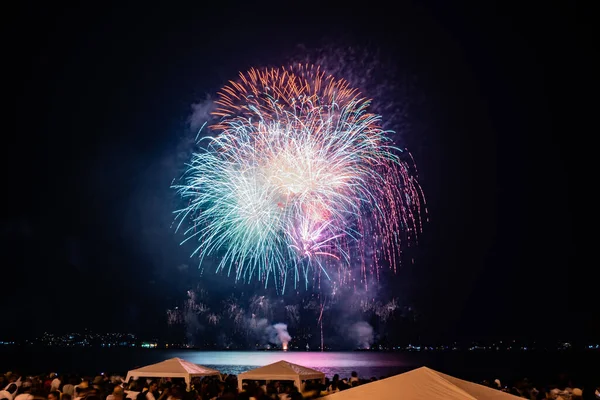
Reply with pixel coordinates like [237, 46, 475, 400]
[4, 2, 589, 342]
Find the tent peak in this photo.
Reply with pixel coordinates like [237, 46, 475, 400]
[237, 360, 325, 392]
[412, 366, 435, 371]
[125, 357, 221, 385]
[319, 366, 521, 400]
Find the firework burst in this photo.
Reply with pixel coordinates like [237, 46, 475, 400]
[173, 64, 424, 291]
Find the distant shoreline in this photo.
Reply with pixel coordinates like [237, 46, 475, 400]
[1, 345, 597, 353]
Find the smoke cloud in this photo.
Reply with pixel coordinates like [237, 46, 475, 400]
[248, 317, 270, 339]
[246, 317, 292, 348]
[268, 323, 292, 346]
[188, 96, 214, 131]
[348, 321, 374, 349]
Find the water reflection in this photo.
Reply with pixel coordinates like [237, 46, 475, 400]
[167, 351, 412, 377]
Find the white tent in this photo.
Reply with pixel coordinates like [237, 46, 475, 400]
[237, 360, 325, 392]
[320, 366, 522, 400]
[125, 357, 220, 388]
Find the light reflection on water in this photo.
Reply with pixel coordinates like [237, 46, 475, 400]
[165, 351, 413, 378]
[173, 351, 408, 367]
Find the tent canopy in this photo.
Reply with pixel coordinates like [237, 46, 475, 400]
[237, 360, 325, 391]
[320, 367, 522, 400]
[125, 358, 220, 387]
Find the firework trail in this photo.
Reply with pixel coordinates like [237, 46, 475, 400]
[166, 308, 183, 325]
[173, 64, 424, 290]
[318, 296, 327, 351]
[249, 295, 273, 319]
[285, 304, 300, 326]
[374, 298, 399, 323]
[206, 312, 220, 325]
[223, 296, 246, 330]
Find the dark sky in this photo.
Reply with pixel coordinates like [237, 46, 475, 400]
[4, 2, 589, 342]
